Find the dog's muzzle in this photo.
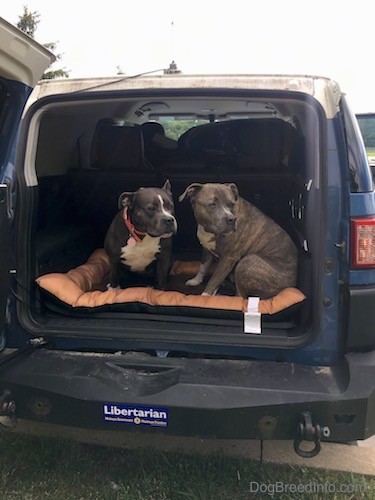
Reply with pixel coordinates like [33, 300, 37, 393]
[151, 215, 177, 237]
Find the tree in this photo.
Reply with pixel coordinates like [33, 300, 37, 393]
[17, 6, 69, 79]
[16, 6, 39, 37]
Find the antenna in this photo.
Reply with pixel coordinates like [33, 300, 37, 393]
[164, 21, 181, 74]
[171, 21, 174, 62]
[164, 61, 181, 74]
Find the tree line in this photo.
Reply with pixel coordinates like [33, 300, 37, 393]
[16, 6, 69, 79]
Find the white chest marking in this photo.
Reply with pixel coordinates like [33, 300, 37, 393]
[197, 225, 216, 253]
[121, 235, 161, 272]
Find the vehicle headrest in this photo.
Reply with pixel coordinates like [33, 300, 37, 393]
[141, 121, 165, 142]
[91, 125, 144, 170]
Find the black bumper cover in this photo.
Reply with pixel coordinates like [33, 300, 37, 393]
[0, 349, 374, 442]
[348, 285, 375, 350]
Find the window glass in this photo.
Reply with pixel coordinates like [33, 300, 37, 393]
[151, 117, 209, 140]
[357, 114, 375, 167]
[341, 98, 373, 192]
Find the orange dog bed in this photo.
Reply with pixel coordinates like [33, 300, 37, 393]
[36, 249, 306, 316]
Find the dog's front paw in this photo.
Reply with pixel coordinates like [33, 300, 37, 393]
[107, 283, 121, 291]
[201, 288, 218, 297]
[185, 277, 203, 287]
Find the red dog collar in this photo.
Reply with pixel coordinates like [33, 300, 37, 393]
[122, 208, 146, 243]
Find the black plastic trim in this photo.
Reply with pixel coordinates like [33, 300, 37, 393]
[0, 348, 374, 441]
[347, 285, 375, 350]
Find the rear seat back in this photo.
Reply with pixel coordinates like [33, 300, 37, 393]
[176, 118, 301, 171]
[65, 118, 305, 253]
[164, 118, 304, 251]
[68, 123, 163, 240]
[92, 124, 148, 170]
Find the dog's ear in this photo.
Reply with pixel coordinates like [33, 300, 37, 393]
[118, 191, 135, 209]
[226, 183, 239, 201]
[178, 183, 204, 202]
[162, 179, 172, 196]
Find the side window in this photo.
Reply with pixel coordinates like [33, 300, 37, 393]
[357, 114, 375, 170]
[341, 96, 373, 192]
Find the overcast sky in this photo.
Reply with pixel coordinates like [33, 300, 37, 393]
[2, 0, 374, 112]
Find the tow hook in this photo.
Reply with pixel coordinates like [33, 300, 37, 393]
[293, 411, 323, 458]
[0, 391, 17, 430]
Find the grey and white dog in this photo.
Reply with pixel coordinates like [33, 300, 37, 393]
[105, 180, 177, 289]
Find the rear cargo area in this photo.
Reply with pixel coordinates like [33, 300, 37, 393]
[17, 89, 323, 347]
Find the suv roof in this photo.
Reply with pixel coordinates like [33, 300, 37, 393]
[28, 74, 342, 118]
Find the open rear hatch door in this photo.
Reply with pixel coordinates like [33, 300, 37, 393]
[0, 16, 54, 348]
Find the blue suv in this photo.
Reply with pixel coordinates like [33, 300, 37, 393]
[1, 17, 374, 456]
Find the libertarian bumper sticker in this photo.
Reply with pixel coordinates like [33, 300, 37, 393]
[103, 403, 168, 427]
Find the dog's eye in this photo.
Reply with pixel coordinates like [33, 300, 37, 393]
[208, 202, 216, 208]
[147, 205, 157, 212]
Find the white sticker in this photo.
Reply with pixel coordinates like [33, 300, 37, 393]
[247, 297, 260, 313]
[244, 297, 261, 334]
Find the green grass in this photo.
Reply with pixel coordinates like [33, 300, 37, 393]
[0, 433, 373, 499]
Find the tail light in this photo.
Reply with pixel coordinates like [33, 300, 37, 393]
[351, 217, 375, 269]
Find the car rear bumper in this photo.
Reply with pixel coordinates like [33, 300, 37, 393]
[0, 348, 374, 442]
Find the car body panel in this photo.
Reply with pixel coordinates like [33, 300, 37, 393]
[0, 17, 54, 350]
[27, 74, 341, 117]
[0, 17, 54, 88]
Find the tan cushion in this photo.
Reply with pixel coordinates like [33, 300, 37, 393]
[36, 249, 306, 313]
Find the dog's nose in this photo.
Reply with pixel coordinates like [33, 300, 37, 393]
[225, 215, 236, 227]
[162, 215, 175, 226]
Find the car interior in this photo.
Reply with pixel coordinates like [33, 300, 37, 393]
[22, 93, 322, 341]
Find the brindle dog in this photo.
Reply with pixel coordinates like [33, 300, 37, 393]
[179, 182, 298, 299]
